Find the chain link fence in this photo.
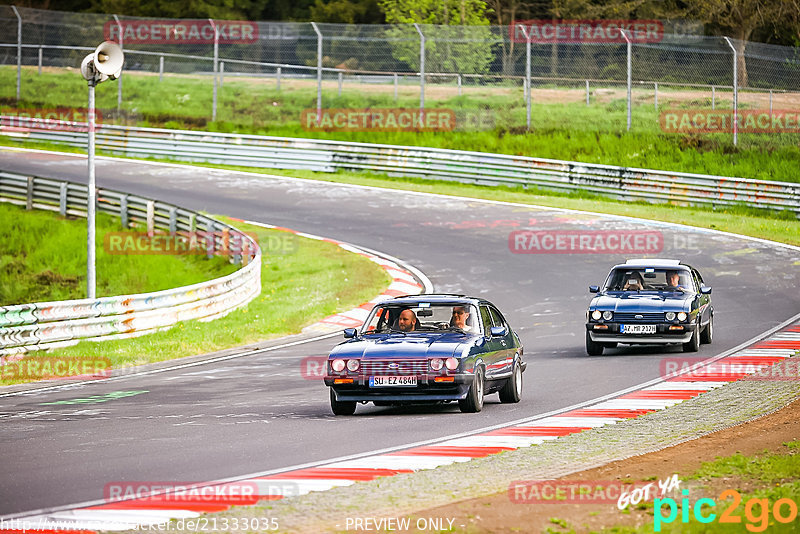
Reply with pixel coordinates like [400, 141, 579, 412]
[1, 6, 799, 146]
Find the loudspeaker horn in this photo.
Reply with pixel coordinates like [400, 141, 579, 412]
[93, 41, 124, 80]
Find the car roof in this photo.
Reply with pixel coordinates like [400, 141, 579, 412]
[381, 294, 486, 306]
[617, 259, 691, 270]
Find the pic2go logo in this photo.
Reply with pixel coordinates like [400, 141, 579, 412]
[654, 489, 799, 532]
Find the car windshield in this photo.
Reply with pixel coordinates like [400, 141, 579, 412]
[603, 268, 695, 293]
[362, 303, 480, 334]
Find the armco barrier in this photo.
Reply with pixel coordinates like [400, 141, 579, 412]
[0, 170, 261, 357]
[2, 117, 799, 216]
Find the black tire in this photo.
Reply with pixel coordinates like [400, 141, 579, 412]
[683, 324, 700, 352]
[586, 331, 604, 356]
[499, 361, 522, 404]
[459, 366, 485, 413]
[330, 389, 356, 415]
[700, 314, 713, 344]
[602, 342, 618, 348]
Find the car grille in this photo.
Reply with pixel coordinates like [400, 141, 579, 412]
[361, 359, 429, 375]
[614, 312, 664, 322]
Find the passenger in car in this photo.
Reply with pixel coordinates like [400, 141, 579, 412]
[623, 272, 645, 291]
[451, 305, 474, 332]
[397, 309, 417, 332]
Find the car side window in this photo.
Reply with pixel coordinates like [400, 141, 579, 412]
[693, 270, 704, 288]
[479, 306, 493, 336]
[488, 307, 505, 329]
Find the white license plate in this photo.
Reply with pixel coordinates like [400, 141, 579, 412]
[622, 324, 657, 334]
[369, 375, 417, 387]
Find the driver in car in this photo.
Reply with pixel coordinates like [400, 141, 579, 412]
[397, 309, 417, 332]
[667, 271, 687, 292]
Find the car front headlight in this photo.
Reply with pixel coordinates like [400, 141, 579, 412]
[331, 359, 346, 372]
[445, 357, 459, 370]
[591, 310, 602, 321]
[346, 359, 360, 372]
[602, 311, 613, 321]
[665, 311, 676, 321]
[677, 312, 688, 322]
[430, 358, 444, 371]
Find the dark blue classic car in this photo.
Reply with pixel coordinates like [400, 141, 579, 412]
[324, 295, 525, 415]
[585, 259, 713, 355]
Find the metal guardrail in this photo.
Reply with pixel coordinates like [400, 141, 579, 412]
[2, 117, 799, 216]
[0, 170, 261, 357]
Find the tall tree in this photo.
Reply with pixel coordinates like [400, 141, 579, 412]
[688, 0, 794, 86]
[379, 0, 496, 74]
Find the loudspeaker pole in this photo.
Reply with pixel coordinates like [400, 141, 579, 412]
[87, 78, 97, 298]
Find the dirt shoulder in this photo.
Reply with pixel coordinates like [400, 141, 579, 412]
[414, 397, 800, 533]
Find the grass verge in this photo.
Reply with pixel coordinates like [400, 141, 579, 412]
[0, 215, 391, 386]
[2, 66, 800, 182]
[0, 202, 237, 305]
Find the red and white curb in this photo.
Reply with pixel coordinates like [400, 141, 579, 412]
[4, 321, 799, 532]
[240, 221, 427, 334]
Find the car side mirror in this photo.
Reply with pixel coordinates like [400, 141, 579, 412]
[589, 285, 600, 293]
[343, 328, 358, 338]
[700, 286, 712, 295]
[490, 325, 507, 337]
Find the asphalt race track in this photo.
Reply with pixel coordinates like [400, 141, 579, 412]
[1, 148, 798, 517]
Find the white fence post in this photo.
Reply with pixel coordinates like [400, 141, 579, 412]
[311, 22, 323, 124]
[517, 24, 532, 131]
[724, 37, 738, 146]
[210, 18, 219, 122]
[622, 29, 632, 132]
[113, 15, 123, 112]
[414, 23, 425, 112]
[12, 6, 21, 101]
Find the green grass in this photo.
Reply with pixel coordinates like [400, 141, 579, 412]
[602, 440, 800, 533]
[0, 202, 237, 305]
[2, 66, 800, 182]
[0, 216, 391, 385]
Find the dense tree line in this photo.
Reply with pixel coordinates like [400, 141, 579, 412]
[2, 0, 798, 47]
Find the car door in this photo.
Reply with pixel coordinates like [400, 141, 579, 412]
[692, 269, 711, 327]
[478, 305, 505, 380]
[488, 306, 515, 377]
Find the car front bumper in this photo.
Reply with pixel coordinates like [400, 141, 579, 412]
[325, 373, 474, 402]
[586, 322, 696, 344]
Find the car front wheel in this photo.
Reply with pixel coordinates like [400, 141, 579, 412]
[586, 331, 604, 356]
[499, 361, 522, 403]
[459, 367, 485, 413]
[700, 314, 713, 344]
[330, 389, 356, 415]
[683, 324, 700, 352]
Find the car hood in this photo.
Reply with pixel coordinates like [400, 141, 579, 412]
[331, 332, 476, 360]
[591, 292, 691, 312]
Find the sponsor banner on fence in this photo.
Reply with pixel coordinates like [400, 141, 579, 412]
[0, 108, 101, 133]
[661, 109, 800, 133]
[0, 357, 111, 380]
[509, 230, 663, 254]
[510, 19, 664, 43]
[103, 231, 271, 256]
[104, 19, 258, 44]
[301, 108, 457, 132]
